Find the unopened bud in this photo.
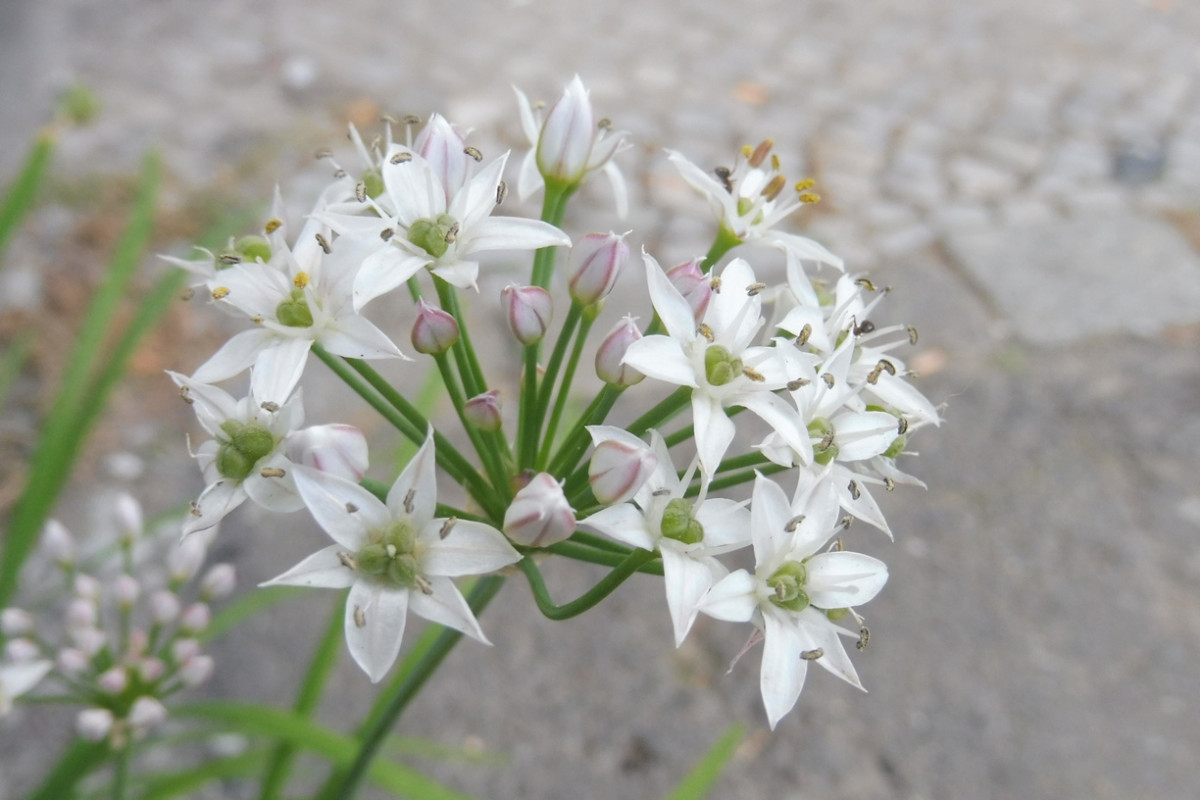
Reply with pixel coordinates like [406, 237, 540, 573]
[169, 537, 207, 584]
[4, 638, 39, 663]
[502, 285, 553, 346]
[587, 427, 658, 505]
[73, 574, 101, 601]
[71, 627, 107, 656]
[411, 299, 460, 355]
[595, 316, 645, 387]
[503, 473, 576, 547]
[113, 575, 140, 608]
[77, 708, 115, 742]
[463, 390, 503, 433]
[178, 655, 214, 687]
[150, 590, 181, 625]
[666, 258, 712, 323]
[180, 603, 211, 634]
[128, 696, 168, 731]
[286, 424, 368, 482]
[536, 75, 596, 183]
[58, 648, 91, 676]
[200, 564, 236, 601]
[1, 609, 35, 637]
[172, 638, 201, 663]
[66, 599, 98, 632]
[137, 657, 166, 683]
[42, 519, 76, 567]
[112, 493, 143, 545]
[568, 232, 629, 306]
[97, 666, 129, 694]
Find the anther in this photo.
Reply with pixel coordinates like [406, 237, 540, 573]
[264, 217, 284, 234]
[697, 323, 715, 343]
[315, 233, 332, 254]
[795, 324, 812, 346]
[260, 401, 280, 412]
[211, 287, 230, 301]
[840, 515, 854, 530]
[856, 626, 870, 651]
[369, 135, 382, 151]
[897, 417, 908, 435]
[314, 148, 333, 160]
[784, 514, 806, 533]
[760, 174, 787, 201]
[355, 182, 367, 202]
[463, 146, 483, 162]
[443, 223, 459, 244]
[709, 276, 722, 293]
[180, 287, 195, 301]
[251, 314, 264, 324]
[179, 386, 193, 405]
[403, 114, 421, 126]
[414, 575, 434, 595]
[390, 151, 413, 165]
[337, 552, 358, 570]
[746, 282, 767, 296]
[848, 480, 860, 500]
[652, 488, 672, 497]
[854, 277, 877, 292]
[748, 138, 774, 168]
[353, 606, 366, 628]
[597, 117, 612, 130]
[261, 467, 286, 478]
[821, 372, 835, 388]
[403, 489, 416, 514]
[496, 181, 508, 205]
[380, 113, 399, 125]
[795, 178, 816, 191]
[818, 430, 835, 452]
[440, 517, 457, 539]
[798, 192, 820, 204]
[714, 166, 733, 192]
[742, 366, 765, 382]
[770, 153, 781, 171]
[800, 648, 824, 661]
[786, 378, 810, 391]
[380, 228, 394, 241]
[907, 325, 919, 345]
[218, 254, 241, 265]
[832, 537, 844, 552]
[884, 477, 896, 492]
[345, 502, 358, 513]
[189, 501, 202, 517]
[293, 271, 309, 288]
[333, 169, 347, 179]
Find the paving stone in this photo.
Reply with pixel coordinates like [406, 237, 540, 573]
[948, 156, 1020, 202]
[944, 217, 1200, 343]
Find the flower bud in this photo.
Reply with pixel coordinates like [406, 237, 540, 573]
[415, 113, 469, 197]
[125, 629, 149, 658]
[502, 285, 553, 346]
[172, 638, 201, 663]
[286, 424, 369, 482]
[59, 648, 91, 676]
[113, 575, 140, 608]
[411, 299, 460, 355]
[77, 708, 115, 742]
[179, 654, 214, 687]
[66, 599, 98, 632]
[73, 574, 101, 601]
[536, 75, 596, 183]
[1, 608, 35, 637]
[169, 537, 207, 584]
[595, 316, 645, 387]
[587, 428, 658, 505]
[503, 473, 576, 547]
[4, 638, 39, 663]
[42, 519, 76, 567]
[666, 258, 712, 323]
[128, 696, 168, 731]
[180, 603, 211, 634]
[137, 657, 166, 683]
[200, 564, 236, 601]
[568, 232, 629, 306]
[71, 627, 107, 656]
[463, 390, 503, 433]
[150, 590, 181, 625]
[98, 666, 129, 694]
[112, 493, 143, 545]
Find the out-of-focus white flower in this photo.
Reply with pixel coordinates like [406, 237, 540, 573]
[463, 390, 503, 433]
[262, 432, 520, 682]
[0, 660, 52, 717]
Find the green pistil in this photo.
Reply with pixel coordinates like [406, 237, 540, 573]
[275, 288, 314, 328]
[704, 344, 743, 386]
[362, 169, 384, 199]
[407, 214, 459, 258]
[236, 235, 272, 263]
[215, 421, 276, 481]
[357, 521, 421, 588]
[767, 560, 809, 612]
[660, 498, 704, 545]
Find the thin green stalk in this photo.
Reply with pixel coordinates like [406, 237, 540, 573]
[319, 576, 505, 800]
[519, 548, 656, 620]
[534, 302, 582, 423]
[0, 127, 55, 258]
[111, 746, 130, 800]
[434, 278, 486, 397]
[433, 351, 510, 501]
[546, 384, 623, 476]
[518, 344, 541, 470]
[569, 531, 632, 554]
[529, 183, 571, 289]
[258, 602, 344, 800]
[700, 226, 742, 273]
[27, 739, 109, 800]
[544, 540, 664, 576]
[537, 312, 594, 469]
[687, 462, 790, 496]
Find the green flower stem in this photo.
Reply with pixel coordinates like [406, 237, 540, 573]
[700, 226, 742, 273]
[569, 530, 632, 553]
[711, 451, 773, 474]
[111, 745, 130, 800]
[434, 277, 487, 398]
[28, 739, 109, 800]
[545, 541, 665, 576]
[537, 311, 594, 469]
[319, 576, 505, 800]
[433, 350, 511, 502]
[546, 384, 623, 477]
[687, 462, 790, 497]
[258, 601, 344, 800]
[518, 344, 541, 470]
[534, 303, 583, 432]
[519, 548, 656, 620]
[311, 347, 501, 521]
[529, 182, 572, 290]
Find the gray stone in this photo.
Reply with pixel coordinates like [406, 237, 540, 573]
[948, 156, 1019, 202]
[944, 217, 1200, 343]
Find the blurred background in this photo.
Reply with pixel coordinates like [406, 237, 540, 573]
[2, 0, 1199, 798]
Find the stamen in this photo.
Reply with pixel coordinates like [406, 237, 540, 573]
[748, 138, 774, 168]
[496, 181, 508, 205]
[897, 417, 908, 435]
[403, 114, 421, 126]
[760, 174, 787, 201]
[884, 477, 896, 492]
[798, 192, 820, 204]
[345, 502, 358, 513]
[314, 233, 331, 254]
[443, 222, 459, 244]
[404, 489, 416, 514]
[353, 606, 366, 628]
[794, 178, 816, 191]
[854, 277, 877, 291]
[463, 146, 483, 162]
[840, 515, 854, 530]
[355, 182, 367, 202]
[597, 117, 612, 130]
[784, 514, 806, 532]
[379, 113, 399, 125]
[795, 324, 812, 346]
[380, 228, 394, 242]
[907, 325, 919, 345]
[333, 169, 347, 179]
[856, 626, 870, 651]
[770, 153, 781, 171]
[786, 378, 810, 391]
[709, 276, 722, 293]
[211, 287, 230, 301]
[338, 552, 358, 570]
[746, 282, 766, 296]
[189, 501, 202, 517]
[293, 271, 309, 288]
[414, 575, 434, 595]
[390, 151, 413, 165]
[848, 480, 860, 500]
[260, 467, 286, 478]
[697, 323, 715, 343]
[260, 401, 280, 412]
[800, 648, 824, 661]
[652, 488, 672, 497]
[180, 287, 195, 301]
[264, 217, 284, 234]
[821, 372, 835, 388]
[179, 386, 193, 405]
[440, 517, 457, 539]
[742, 366, 765, 382]
[314, 148, 333, 160]
[218, 254, 241, 265]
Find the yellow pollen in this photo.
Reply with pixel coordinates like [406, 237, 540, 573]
[294, 271, 310, 288]
[264, 217, 284, 234]
[799, 192, 820, 204]
[741, 144, 753, 159]
[795, 178, 816, 191]
[770, 153, 781, 171]
[211, 287, 230, 300]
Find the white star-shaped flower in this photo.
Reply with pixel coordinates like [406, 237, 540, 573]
[699, 474, 887, 729]
[0, 660, 52, 717]
[262, 432, 520, 682]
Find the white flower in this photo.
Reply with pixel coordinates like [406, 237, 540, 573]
[262, 432, 520, 682]
[581, 429, 750, 645]
[0, 660, 52, 717]
[322, 146, 570, 302]
[699, 474, 887, 729]
[193, 213, 404, 407]
[513, 76, 630, 216]
[169, 373, 368, 537]
[622, 254, 809, 475]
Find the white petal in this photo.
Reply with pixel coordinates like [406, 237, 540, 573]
[183, 480, 246, 537]
[407, 576, 489, 644]
[603, 161, 629, 219]
[805, 551, 888, 608]
[387, 430, 437, 526]
[579, 503, 656, 550]
[191, 328, 277, 384]
[698, 569, 757, 623]
[384, 149, 444, 225]
[421, 520, 520, 576]
[260, 544, 357, 589]
[0, 660, 53, 705]
[801, 609, 864, 689]
[464, 216, 570, 254]
[767, 230, 845, 270]
[345, 582, 408, 683]
[293, 467, 385, 550]
[750, 474, 793, 567]
[666, 149, 730, 201]
[761, 609, 809, 729]
[250, 338, 313, 408]
[693, 498, 751, 552]
[692, 395, 735, 476]
[643, 252, 699, 342]
[834, 471, 893, 537]
[214, 262, 291, 319]
[321, 314, 405, 361]
[660, 546, 722, 647]
[450, 152, 509, 230]
[512, 85, 541, 144]
[621, 336, 695, 388]
[429, 259, 480, 290]
[168, 372, 238, 435]
[865, 372, 941, 426]
[353, 247, 431, 310]
[832, 411, 900, 462]
[242, 451, 303, 512]
[516, 149, 544, 200]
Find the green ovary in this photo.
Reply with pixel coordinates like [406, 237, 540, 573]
[275, 288, 314, 328]
[704, 344, 743, 386]
[356, 521, 421, 588]
[215, 421, 276, 481]
[407, 214, 458, 258]
[660, 498, 704, 545]
[767, 560, 810, 612]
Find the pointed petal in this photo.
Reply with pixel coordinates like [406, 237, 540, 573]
[293, 467, 385, 550]
[168, 372, 238, 435]
[183, 480, 246, 537]
[242, 451, 303, 512]
[750, 474, 793, 566]
[387, 430, 437, 526]
[250, 338, 313, 407]
[450, 152, 508, 229]
[661, 546, 723, 646]
[421, 520, 520, 576]
[603, 161, 629, 218]
[761, 610, 808, 729]
[429, 259, 480, 290]
[621, 336, 695, 387]
[805, 551, 888, 608]
[353, 247, 431, 310]
[345, 582, 408, 683]
[692, 395, 735, 476]
[643, 252, 699, 341]
[864, 372, 940, 425]
[767, 230, 845, 270]
[260, 544, 357, 589]
[191, 328, 277, 385]
[579, 503, 656, 550]
[692, 497, 751, 552]
[383, 149, 444, 225]
[803, 610, 864, 689]
[516, 149, 544, 200]
[407, 576, 489, 644]
[464, 216, 570, 254]
[321, 315, 405, 361]
[698, 569, 757, 623]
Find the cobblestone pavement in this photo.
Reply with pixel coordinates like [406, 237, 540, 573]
[3, 1, 1200, 798]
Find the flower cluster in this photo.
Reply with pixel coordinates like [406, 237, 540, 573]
[0, 495, 230, 746]
[159, 77, 939, 728]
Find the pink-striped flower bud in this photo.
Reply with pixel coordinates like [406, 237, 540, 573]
[98, 666, 128, 694]
[59, 648, 91, 676]
[503, 473, 576, 547]
[587, 427, 659, 505]
[112, 493, 143, 545]
[200, 564, 236, 601]
[666, 258, 712, 323]
[568, 232, 629, 306]
[150, 590, 181, 625]
[113, 575, 140, 608]
[178, 654, 214, 687]
[537, 75, 596, 183]
[411, 299, 460, 355]
[595, 315, 645, 387]
[128, 696, 168, 731]
[463, 390, 503, 433]
[4, 638, 39, 663]
[1, 608, 34, 637]
[180, 603, 211, 634]
[502, 284, 553, 346]
[42, 519, 76, 567]
[286, 424, 369, 482]
[77, 708, 115, 742]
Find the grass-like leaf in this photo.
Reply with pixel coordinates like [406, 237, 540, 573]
[662, 723, 744, 800]
[0, 128, 55, 258]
